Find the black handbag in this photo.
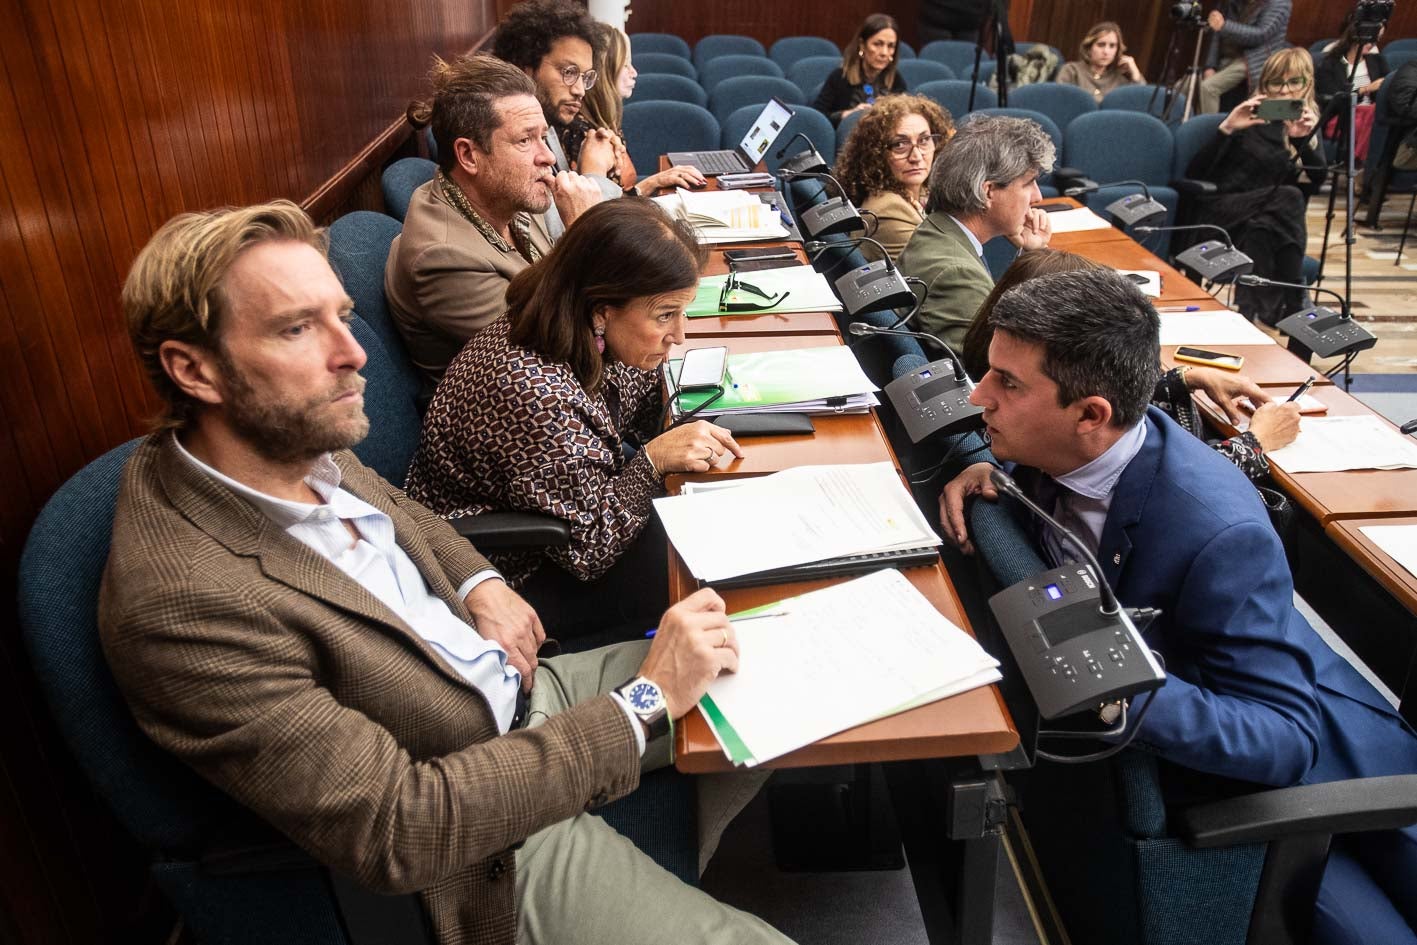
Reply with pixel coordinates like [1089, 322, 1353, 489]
[1255, 484, 1297, 564]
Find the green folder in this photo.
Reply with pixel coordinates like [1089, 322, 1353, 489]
[685, 266, 844, 318]
[664, 347, 875, 417]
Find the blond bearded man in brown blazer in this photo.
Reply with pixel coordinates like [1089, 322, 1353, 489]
[100, 201, 792, 945]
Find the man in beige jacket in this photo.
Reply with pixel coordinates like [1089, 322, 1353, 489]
[385, 55, 600, 392]
[102, 200, 791, 945]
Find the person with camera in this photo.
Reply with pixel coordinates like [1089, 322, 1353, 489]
[1197, 0, 1293, 114]
[1186, 47, 1322, 326]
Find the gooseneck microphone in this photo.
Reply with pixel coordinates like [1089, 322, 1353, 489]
[778, 170, 860, 238]
[1235, 275, 1375, 365]
[1062, 177, 1154, 200]
[1133, 223, 1254, 283]
[1235, 274, 1348, 313]
[1061, 177, 1168, 229]
[847, 322, 964, 375]
[1133, 222, 1237, 245]
[988, 469, 1120, 615]
[804, 235, 896, 269]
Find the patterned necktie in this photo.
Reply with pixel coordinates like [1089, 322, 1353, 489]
[1033, 475, 1079, 568]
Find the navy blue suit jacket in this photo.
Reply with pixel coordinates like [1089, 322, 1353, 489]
[1027, 407, 1416, 788]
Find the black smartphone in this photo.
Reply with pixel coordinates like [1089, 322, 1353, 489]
[1255, 98, 1303, 122]
[723, 247, 799, 272]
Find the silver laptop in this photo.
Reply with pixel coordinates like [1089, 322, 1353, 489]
[668, 98, 795, 176]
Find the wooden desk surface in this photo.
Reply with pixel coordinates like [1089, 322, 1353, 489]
[1161, 342, 1335, 388]
[1326, 517, 1417, 618]
[1067, 238, 1219, 303]
[1195, 383, 1417, 523]
[668, 334, 896, 475]
[670, 556, 1019, 772]
[1035, 198, 1134, 248]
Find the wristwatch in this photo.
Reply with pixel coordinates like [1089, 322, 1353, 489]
[613, 676, 671, 741]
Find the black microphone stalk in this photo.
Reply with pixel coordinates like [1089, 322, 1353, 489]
[988, 468, 1122, 616]
[846, 322, 969, 380]
[804, 235, 896, 270]
[1235, 274, 1349, 317]
[1133, 222, 1237, 245]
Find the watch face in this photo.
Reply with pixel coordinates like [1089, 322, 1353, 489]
[627, 681, 663, 713]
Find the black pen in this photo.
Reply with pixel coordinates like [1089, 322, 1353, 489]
[1286, 375, 1316, 403]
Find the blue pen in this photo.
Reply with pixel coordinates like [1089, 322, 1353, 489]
[1156, 305, 1200, 313]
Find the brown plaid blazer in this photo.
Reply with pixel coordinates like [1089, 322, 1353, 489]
[99, 434, 641, 945]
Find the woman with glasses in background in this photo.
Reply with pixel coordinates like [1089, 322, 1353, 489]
[813, 13, 908, 126]
[835, 94, 955, 261]
[1185, 47, 1323, 326]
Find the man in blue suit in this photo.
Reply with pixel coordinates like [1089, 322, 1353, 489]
[939, 269, 1417, 943]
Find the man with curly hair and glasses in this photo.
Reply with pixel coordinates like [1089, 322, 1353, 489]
[835, 94, 955, 262]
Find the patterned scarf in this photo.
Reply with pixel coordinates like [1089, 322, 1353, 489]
[435, 169, 542, 266]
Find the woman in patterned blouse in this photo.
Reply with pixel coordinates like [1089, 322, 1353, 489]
[406, 199, 742, 640]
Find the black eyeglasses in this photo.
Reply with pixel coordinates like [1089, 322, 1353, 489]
[557, 64, 598, 90]
[718, 268, 790, 312]
[886, 133, 944, 156]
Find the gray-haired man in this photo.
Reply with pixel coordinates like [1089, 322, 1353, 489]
[897, 115, 1055, 350]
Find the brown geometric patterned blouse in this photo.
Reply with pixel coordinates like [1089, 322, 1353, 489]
[405, 316, 664, 586]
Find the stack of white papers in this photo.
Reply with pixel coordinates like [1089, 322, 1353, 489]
[653, 188, 789, 242]
[1358, 525, 1417, 580]
[1045, 206, 1113, 233]
[1159, 311, 1277, 347]
[653, 462, 939, 582]
[1266, 416, 1417, 473]
[699, 569, 1002, 766]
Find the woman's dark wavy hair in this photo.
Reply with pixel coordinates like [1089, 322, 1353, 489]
[492, 0, 602, 72]
[835, 94, 954, 206]
[506, 199, 707, 391]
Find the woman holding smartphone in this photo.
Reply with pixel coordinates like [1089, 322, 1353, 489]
[406, 200, 742, 639]
[1185, 47, 1323, 326]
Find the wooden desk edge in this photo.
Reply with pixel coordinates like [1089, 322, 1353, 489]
[1324, 519, 1417, 618]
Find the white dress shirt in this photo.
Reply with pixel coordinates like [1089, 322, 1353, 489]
[1043, 421, 1148, 566]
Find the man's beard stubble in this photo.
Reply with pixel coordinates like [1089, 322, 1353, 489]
[216, 351, 369, 465]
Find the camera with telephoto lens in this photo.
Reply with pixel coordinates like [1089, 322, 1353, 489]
[1171, 1, 1205, 23]
[1354, 0, 1395, 44]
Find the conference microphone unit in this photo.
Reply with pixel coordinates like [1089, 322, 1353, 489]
[1060, 175, 1168, 229]
[777, 170, 861, 237]
[775, 132, 828, 176]
[1235, 274, 1376, 360]
[803, 238, 918, 315]
[1132, 223, 1255, 283]
[985, 469, 1165, 719]
[848, 323, 984, 441]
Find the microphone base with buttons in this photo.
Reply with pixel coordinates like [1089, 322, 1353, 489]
[988, 564, 1165, 719]
[884, 358, 985, 443]
[1275, 305, 1377, 360]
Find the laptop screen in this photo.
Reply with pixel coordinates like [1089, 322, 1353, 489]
[737, 98, 795, 165]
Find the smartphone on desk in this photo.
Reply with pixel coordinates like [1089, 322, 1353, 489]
[1175, 346, 1245, 371]
[723, 247, 799, 272]
[1255, 98, 1303, 122]
[677, 346, 729, 390]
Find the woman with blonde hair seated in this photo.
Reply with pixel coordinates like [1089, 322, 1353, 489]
[835, 94, 954, 262]
[1055, 21, 1144, 102]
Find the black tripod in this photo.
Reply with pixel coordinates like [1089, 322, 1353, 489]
[1153, 5, 1210, 123]
[968, 0, 1013, 110]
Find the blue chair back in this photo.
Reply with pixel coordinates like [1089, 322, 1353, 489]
[722, 105, 833, 171]
[1388, 50, 1417, 74]
[770, 36, 840, 71]
[631, 32, 691, 60]
[1171, 113, 1226, 182]
[897, 59, 955, 86]
[836, 108, 866, 156]
[788, 55, 843, 99]
[1309, 38, 1337, 59]
[381, 157, 436, 223]
[972, 107, 1063, 194]
[708, 75, 803, 123]
[915, 79, 997, 116]
[699, 54, 783, 92]
[897, 41, 917, 60]
[1016, 41, 1065, 78]
[631, 73, 707, 108]
[423, 126, 438, 163]
[634, 52, 697, 79]
[1009, 83, 1098, 132]
[327, 211, 423, 487]
[975, 60, 998, 87]
[1066, 111, 1178, 249]
[1385, 37, 1417, 55]
[919, 39, 980, 75]
[1101, 85, 1187, 123]
[623, 101, 719, 176]
[694, 34, 766, 69]
[19, 439, 363, 942]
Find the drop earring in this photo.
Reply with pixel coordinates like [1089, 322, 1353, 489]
[594, 325, 606, 354]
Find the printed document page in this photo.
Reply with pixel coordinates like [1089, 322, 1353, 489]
[1266, 416, 1417, 472]
[1159, 311, 1276, 347]
[653, 462, 940, 582]
[1358, 525, 1417, 581]
[1045, 207, 1113, 233]
[698, 569, 1001, 765]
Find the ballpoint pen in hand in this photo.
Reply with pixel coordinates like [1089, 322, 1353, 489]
[1286, 375, 1316, 403]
